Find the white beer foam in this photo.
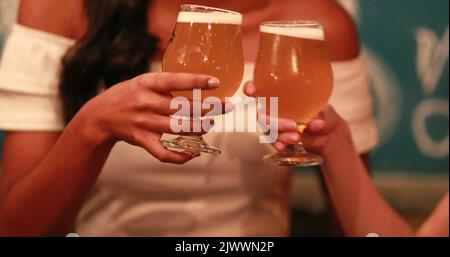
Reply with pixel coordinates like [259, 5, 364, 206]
[260, 25, 324, 41]
[177, 11, 242, 25]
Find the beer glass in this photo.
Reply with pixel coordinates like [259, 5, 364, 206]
[254, 21, 333, 167]
[161, 4, 244, 155]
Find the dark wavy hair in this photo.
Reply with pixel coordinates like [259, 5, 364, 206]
[59, 0, 159, 123]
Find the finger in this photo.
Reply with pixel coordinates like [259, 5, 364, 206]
[276, 132, 301, 145]
[278, 118, 298, 132]
[273, 141, 286, 152]
[304, 118, 326, 134]
[257, 111, 298, 133]
[317, 105, 338, 128]
[140, 135, 199, 164]
[300, 134, 328, 154]
[136, 72, 220, 92]
[304, 105, 338, 134]
[151, 95, 234, 116]
[243, 81, 256, 97]
[135, 114, 213, 136]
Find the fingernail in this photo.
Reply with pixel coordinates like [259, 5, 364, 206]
[288, 121, 298, 129]
[225, 102, 235, 113]
[207, 77, 220, 88]
[289, 134, 300, 142]
[274, 142, 285, 152]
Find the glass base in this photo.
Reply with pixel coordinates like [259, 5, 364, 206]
[263, 144, 323, 167]
[161, 136, 221, 156]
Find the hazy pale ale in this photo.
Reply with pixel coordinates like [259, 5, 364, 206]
[160, 5, 244, 156]
[163, 6, 244, 101]
[254, 22, 333, 124]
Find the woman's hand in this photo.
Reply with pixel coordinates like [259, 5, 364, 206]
[243, 81, 351, 155]
[301, 105, 351, 155]
[76, 72, 222, 164]
[243, 81, 301, 150]
[0, 72, 223, 235]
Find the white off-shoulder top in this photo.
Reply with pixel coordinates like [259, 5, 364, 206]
[0, 24, 378, 236]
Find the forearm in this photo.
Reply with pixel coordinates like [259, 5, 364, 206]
[0, 116, 114, 236]
[319, 129, 414, 236]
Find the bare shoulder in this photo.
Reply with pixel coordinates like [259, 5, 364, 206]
[18, 0, 87, 39]
[278, 0, 360, 60]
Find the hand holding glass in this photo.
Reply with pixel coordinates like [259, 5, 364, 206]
[253, 21, 333, 167]
[162, 4, 244, 155]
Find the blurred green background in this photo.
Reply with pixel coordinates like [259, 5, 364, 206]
[355, 0, 449, 173]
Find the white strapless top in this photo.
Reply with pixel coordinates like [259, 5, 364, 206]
[0, 24, 378, 236]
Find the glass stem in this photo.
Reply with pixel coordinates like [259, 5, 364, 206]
[179, 135, 204, 141]
[284, 143, 307, 154]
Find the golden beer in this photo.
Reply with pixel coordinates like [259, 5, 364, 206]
[163, 7, 244, 101]
[254, 23, 333, 124]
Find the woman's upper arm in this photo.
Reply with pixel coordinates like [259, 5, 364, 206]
[282, 1, 361, 61]
[0, 1, 83, 195]
[320, 4, 361, 61]
[1, 132, 60, 195]
[417, 193, 449, 237]
[18, 0, 86, 39]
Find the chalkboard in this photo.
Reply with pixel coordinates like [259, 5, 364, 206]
[342, 0, 449, 173]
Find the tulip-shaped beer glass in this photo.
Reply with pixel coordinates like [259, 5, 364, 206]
[162, 5, 244, 155]
[254, 21, 333, 167]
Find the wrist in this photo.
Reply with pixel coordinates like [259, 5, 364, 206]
[67, 102, 115, 149]
[321, 123, 355, 158]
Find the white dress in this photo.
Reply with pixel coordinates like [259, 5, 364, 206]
[0, 24, 378, 236]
